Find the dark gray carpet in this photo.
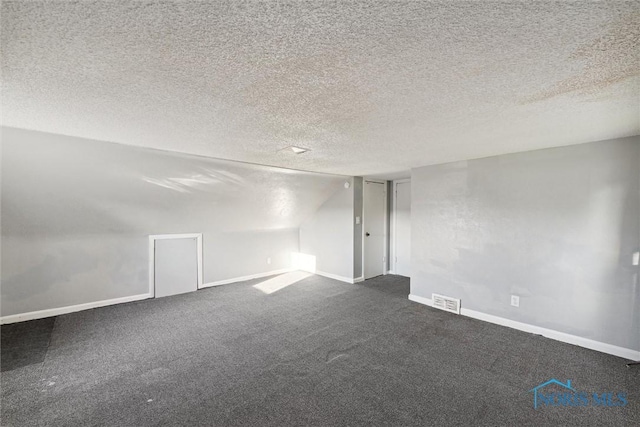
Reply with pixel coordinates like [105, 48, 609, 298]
[1, 274, 639, 426]
[1, 317, 55, 372]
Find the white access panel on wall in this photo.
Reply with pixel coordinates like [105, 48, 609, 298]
[364, 180, 386, 279]
[394, 180, 411, 277]
[149, 234, 203, 298]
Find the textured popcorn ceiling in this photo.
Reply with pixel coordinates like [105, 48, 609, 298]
[2, 1, 639, 176]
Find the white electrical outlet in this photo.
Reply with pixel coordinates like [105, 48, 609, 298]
[633, 251, 639, 266]
[267, 257, 271, 265]
[511, 295, 520, 307]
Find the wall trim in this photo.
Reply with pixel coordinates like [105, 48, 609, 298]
[408, 294, 640, 361]
[201, 268, 293, 288]
[408, 294, 433, 306]
[184, 268, 359, 288]
[0, 293, 152, 325]
[315, 270, 356, 284]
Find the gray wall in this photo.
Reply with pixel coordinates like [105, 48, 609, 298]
[300, 179, 355, 279]
[411, 137, 640, 351]
[1, 127, 346, 316]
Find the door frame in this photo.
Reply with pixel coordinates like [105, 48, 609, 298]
[391, 179, 411, 275]
[148, 233, 203, 297]
[362, 180, 388, 279]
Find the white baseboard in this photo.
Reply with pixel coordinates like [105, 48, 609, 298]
[315, 270, 357, 284]
[200, 268, 293, 288]
[408, 294, 432, 306]
[353, 276, 365, 283]
[0, 293, 152, 325]
[408, 294, 640, 361]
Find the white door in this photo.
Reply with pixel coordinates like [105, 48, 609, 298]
[154, 237, 199, 298]
[364, 180, 386, 279]
[394, 180, 411, 277]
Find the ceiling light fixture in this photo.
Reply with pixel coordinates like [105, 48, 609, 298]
[282, 146, 310, 154]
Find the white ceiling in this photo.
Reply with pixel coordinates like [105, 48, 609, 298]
[2, 1, 638, 177]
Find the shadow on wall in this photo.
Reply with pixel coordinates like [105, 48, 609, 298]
[0, 252, 98, 302]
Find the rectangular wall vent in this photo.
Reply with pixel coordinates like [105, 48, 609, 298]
[432, 293, 461, 314]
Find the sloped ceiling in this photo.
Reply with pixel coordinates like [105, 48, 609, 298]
[2, 1, 638, 176]
[2, 127, 346, 236]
